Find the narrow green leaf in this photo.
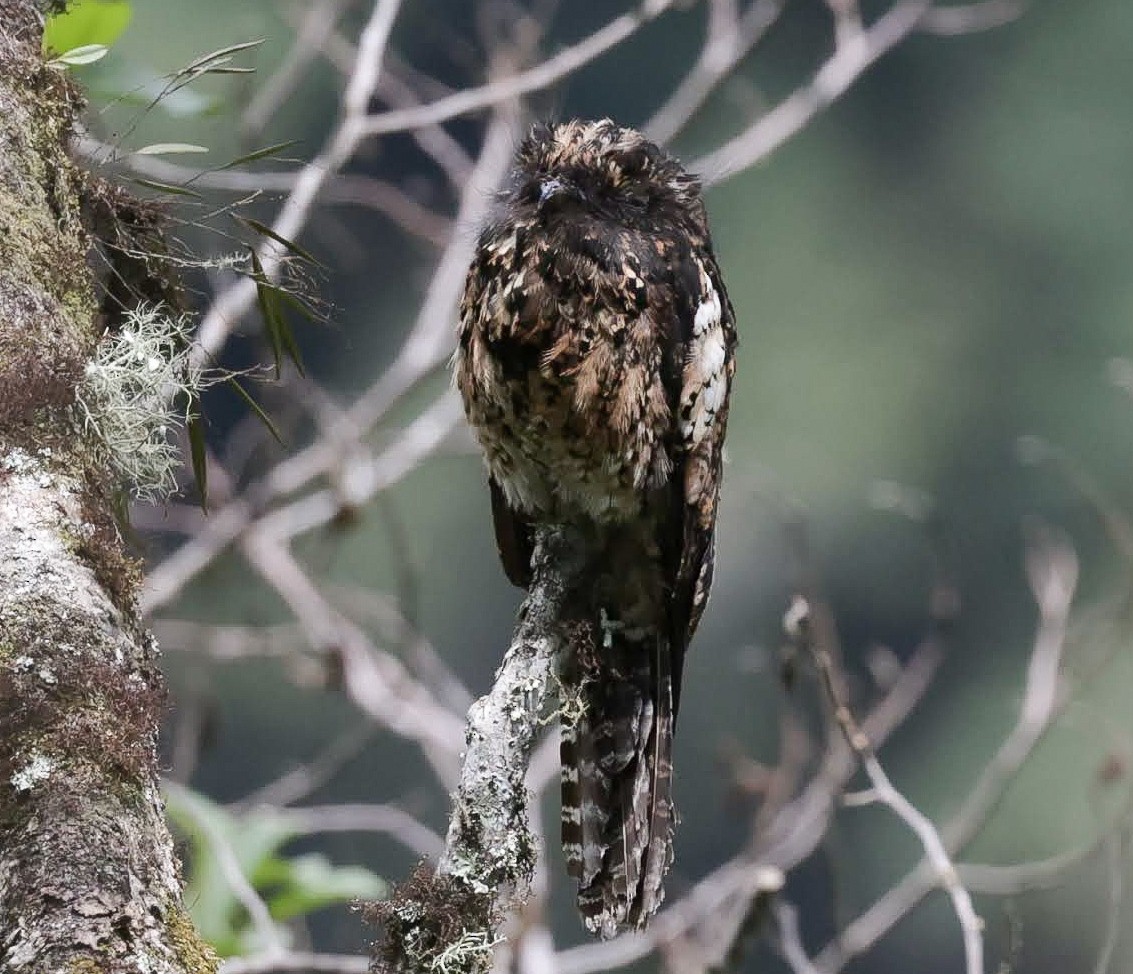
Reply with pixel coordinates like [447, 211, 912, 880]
[219, 140, 302, 171]
[131, 177, 204, 199]
[50, 43, 109, 66]
[226, 376, 283, 445]
[249, 250, 284, 377]
[276, 314, 306, 377]
[187, 413, 208, 512]
[278, 290, 323, 326]
[135, 142, 209, 156]
[237, 215, 322, 267]
[181, 39, 265, 76]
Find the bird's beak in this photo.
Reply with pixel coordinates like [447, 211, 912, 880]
[537, 178, 567, 211]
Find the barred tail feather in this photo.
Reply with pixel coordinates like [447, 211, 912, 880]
[630, 644, 674, 926]
[561, 633, 676, 939]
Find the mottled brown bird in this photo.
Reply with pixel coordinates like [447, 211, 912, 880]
[455, 119, 736, 938]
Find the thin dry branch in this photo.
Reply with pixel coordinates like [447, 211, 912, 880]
[803, 597, 984, 974]
[554, 642, 943, 974]
[221, 954, 369, 974]
[644, 0, 784, 145]
[141, 112, 519, 616]
[813, 531, 1079, 973]
[240, 531, 465, 783]
[357, 0, 679, 139]
[693, 0, 935, 185]
[195, 0, 405, 359]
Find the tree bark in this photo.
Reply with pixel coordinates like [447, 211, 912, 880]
[0, 5, 216, 972]
[372, 527, 586, 974]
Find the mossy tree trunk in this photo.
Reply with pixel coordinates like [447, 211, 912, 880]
[0, 5, 216, 972]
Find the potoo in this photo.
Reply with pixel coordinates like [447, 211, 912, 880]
[455, 119, 736, 937]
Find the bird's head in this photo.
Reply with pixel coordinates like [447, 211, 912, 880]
[508, 119, 703, 230]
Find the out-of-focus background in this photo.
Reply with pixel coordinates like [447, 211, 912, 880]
[68, 0, 1133, 969]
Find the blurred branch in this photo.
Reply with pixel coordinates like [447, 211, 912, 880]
[694, 0, 935, 184]
[644, 0, 785, 145]
[555, 640, 943, 974]
[358, 0, 680, 139]
[814, 530, 1078, 973]
[195, 0, 406, 359]
[1092, 833, 1126, 974]
[274, 803, 445, 857]
[242, 0, 355, 135]
[233, 723, 379, 810]
[240, 531, 465, 784]
[221, 954, 368, 974]
[775, 901, 823, 974]
[798, 594, 984, 974]
[920, 0, 1024, 36]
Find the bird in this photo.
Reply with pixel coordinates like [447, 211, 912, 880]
[454, 118, 736, 938]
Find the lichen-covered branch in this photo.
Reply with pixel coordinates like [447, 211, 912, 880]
[0, 4, 215, 972]
[371, 527, 585, 974]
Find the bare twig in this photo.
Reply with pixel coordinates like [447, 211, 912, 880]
[775, 900, 823, 974]
[920, 0, 1024, 36]
[242, 0, 355, 135]
[233, 723, 379, 810]
[1091, 832, 1126, 974]
[358, 0, 680, 139]
[693, 0, 935, 185]
[195, 0, 406, 359]
[220, 953, 369, 974]
[805, 602, 984, 974]
[814, 531, 1078, 973]
[273, 803, 445, 857]
[644, 0, 785, 145]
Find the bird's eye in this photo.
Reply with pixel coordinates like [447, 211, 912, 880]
[618, 147, 649, 178]
[618, 186, 650, 211]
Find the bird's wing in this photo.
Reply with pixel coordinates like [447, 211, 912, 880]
[667, 244, 737, 715]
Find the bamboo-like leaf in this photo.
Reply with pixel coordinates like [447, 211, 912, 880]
[275, 310, 306, 377]
[136, 142, 209, 156]
[132, 177, 205, 199]
[238, 215, 322, 267]
[219, 140, 302, 171]
[50, 43, 109, 66]
[279, 290, 323, 326]
[180, 39, 265, 76]
[187, 413, 208, 512]
[227, 376, 283, 445]
[249, 250, 285, 377]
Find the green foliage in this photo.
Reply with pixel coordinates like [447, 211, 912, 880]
[43, 0, 132, 58]
[165, 785, 386, 956]
[86, 59, 221, 117]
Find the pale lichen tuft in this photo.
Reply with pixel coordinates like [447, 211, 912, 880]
[74, 304, 210, 500]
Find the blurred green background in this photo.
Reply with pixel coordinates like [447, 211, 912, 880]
[72, 0, 1133, 969]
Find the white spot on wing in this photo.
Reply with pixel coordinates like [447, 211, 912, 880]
[693, 276, 721, 335]
[681, 260, 728, 446]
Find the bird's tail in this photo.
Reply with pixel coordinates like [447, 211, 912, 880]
[560, 627, 675, 939]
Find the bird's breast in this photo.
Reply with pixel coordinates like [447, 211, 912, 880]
[457, 236, 675, 523]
